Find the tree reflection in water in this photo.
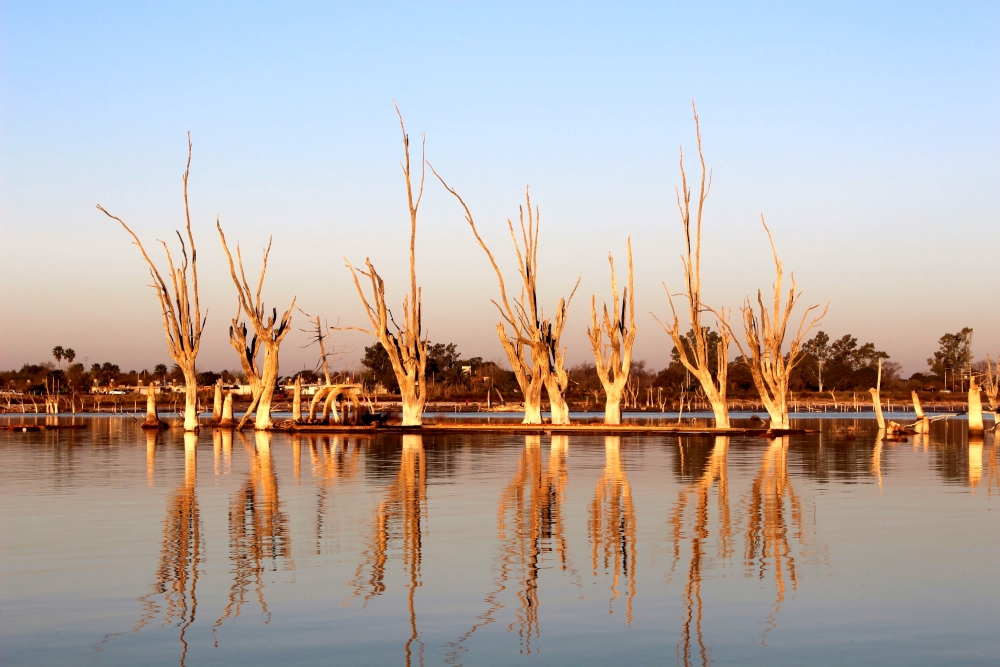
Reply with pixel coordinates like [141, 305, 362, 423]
[445, 435, 572, 663]
[589, 436, 637, 623]
[348, 434, 426, 667]
[668, 436, 731, 667]
[213, 431, 292, 642]
[135, 432, 203, 667]
[744, 437, 811, 646]
[311, 435, 362, 554]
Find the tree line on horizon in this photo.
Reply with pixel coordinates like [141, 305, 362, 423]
[45, 102, 994, 431]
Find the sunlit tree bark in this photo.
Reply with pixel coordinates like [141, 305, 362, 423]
[731, 219, 827, 430]
[982, 354, 998, 412]
[968, 375, 985, 435]
[589, 436, 637, 622]
[217, 224, 295, 430]
[344, 107, 428, 426]
[97, 135, 205, 431]
[654, 103, 733, 429]
[435, 174, 578, 424]
[587, 240, 636, 425]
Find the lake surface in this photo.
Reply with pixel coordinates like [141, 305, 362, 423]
[2, 415, 997, 666]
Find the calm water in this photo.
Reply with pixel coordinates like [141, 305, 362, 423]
[2, 415, 997, 666]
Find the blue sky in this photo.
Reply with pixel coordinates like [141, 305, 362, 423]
[1, 1, 997, 374]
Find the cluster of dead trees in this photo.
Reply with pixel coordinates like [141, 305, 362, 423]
[100, 101, 906, 432]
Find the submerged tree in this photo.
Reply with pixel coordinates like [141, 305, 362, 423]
[587, 240, 636, 425]
[97, 135, 205, 431]
[435, 174, 579, 424]
[654, 103, 733, 428]
[218, 223, 296, 430]
[731, 219, 826, 430]
[344, 107, 428, 426]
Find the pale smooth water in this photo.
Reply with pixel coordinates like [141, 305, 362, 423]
[1, 416, 997, 666]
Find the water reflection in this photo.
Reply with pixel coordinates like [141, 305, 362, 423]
[589, 436, 637, 623]
[312, 435, 362, 554]
[349, 434, 426, 666]
[136, 433, 203, 667]
[669, 436, 730, 667]
[214, 431, 292, 640]
[446, 435, 573, 661]
[745, 437, 809, 646]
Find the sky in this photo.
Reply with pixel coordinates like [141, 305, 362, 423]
[1, 1, 998, 377]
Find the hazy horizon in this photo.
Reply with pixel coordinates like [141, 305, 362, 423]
[2, 2, 998, 376]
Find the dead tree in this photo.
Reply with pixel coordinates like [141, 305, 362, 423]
[731, 219, 827, 430]
[344, 106, 428, 426]
[654, 103, 733, 428]
[870, 359, 886, 430]
[218, 223, 295, 430]
[587, 240, 636, 425]
[969, 375, 985, 436]
[984, 354, 999, 412]
[97, 134, 205, 432]
[434, 174, 579, 424]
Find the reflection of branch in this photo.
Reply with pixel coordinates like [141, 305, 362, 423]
[448, 436, 573, 660]
[118, 441, 204, 667]
[214, 434, 291, 644]
[744, 438, 804, 646]
[346, 435, 425, 667]
[670, 436, 729, 667]
[589, 437, 637, 623]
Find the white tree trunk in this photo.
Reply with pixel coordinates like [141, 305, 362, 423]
[545, 376, 571, 425]
[708, 388, 733, 429]
[869, 388, 886, 430]
[254, 347, 279, 430]
[292, 377, 302, 421]
[968, 381, 984, 435]
[143, 388, 162, 429]
[219, 393, 235, 426]
[401, 383, 425, 426]
[760, 396, 789, 430]
[911, 391, 930, 433]
[212, 382, 223, 423]
[522, 381, 543, 425]
[182, 366, 199, 432]
[604, 390, 623, 425]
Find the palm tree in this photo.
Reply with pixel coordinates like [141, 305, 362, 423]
[64, 348, 76, 366]
[52, 346, 65, 369]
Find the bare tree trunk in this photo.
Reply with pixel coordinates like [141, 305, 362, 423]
[344, 106, 428, 426]
[218, 224, 296, 431]
[984, 354, 998, 412]
[968, 376, 985, 435]
[219, 393, 235, 427]
[654, 103, 733, 429]
[98, 133, 204, 432]
[143, 386, 163, 429]
[435, 173, 577, 426]
[731, 219, 826, 431]
[588, 240, 636, 425]
[292, 376, 302, 421]
[912, 391, 930, 434]
[212, 380, 223, 423]
[870, 389, 886, 430]
[182, 364, 199, 431]
[255, 347, 280, 430]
